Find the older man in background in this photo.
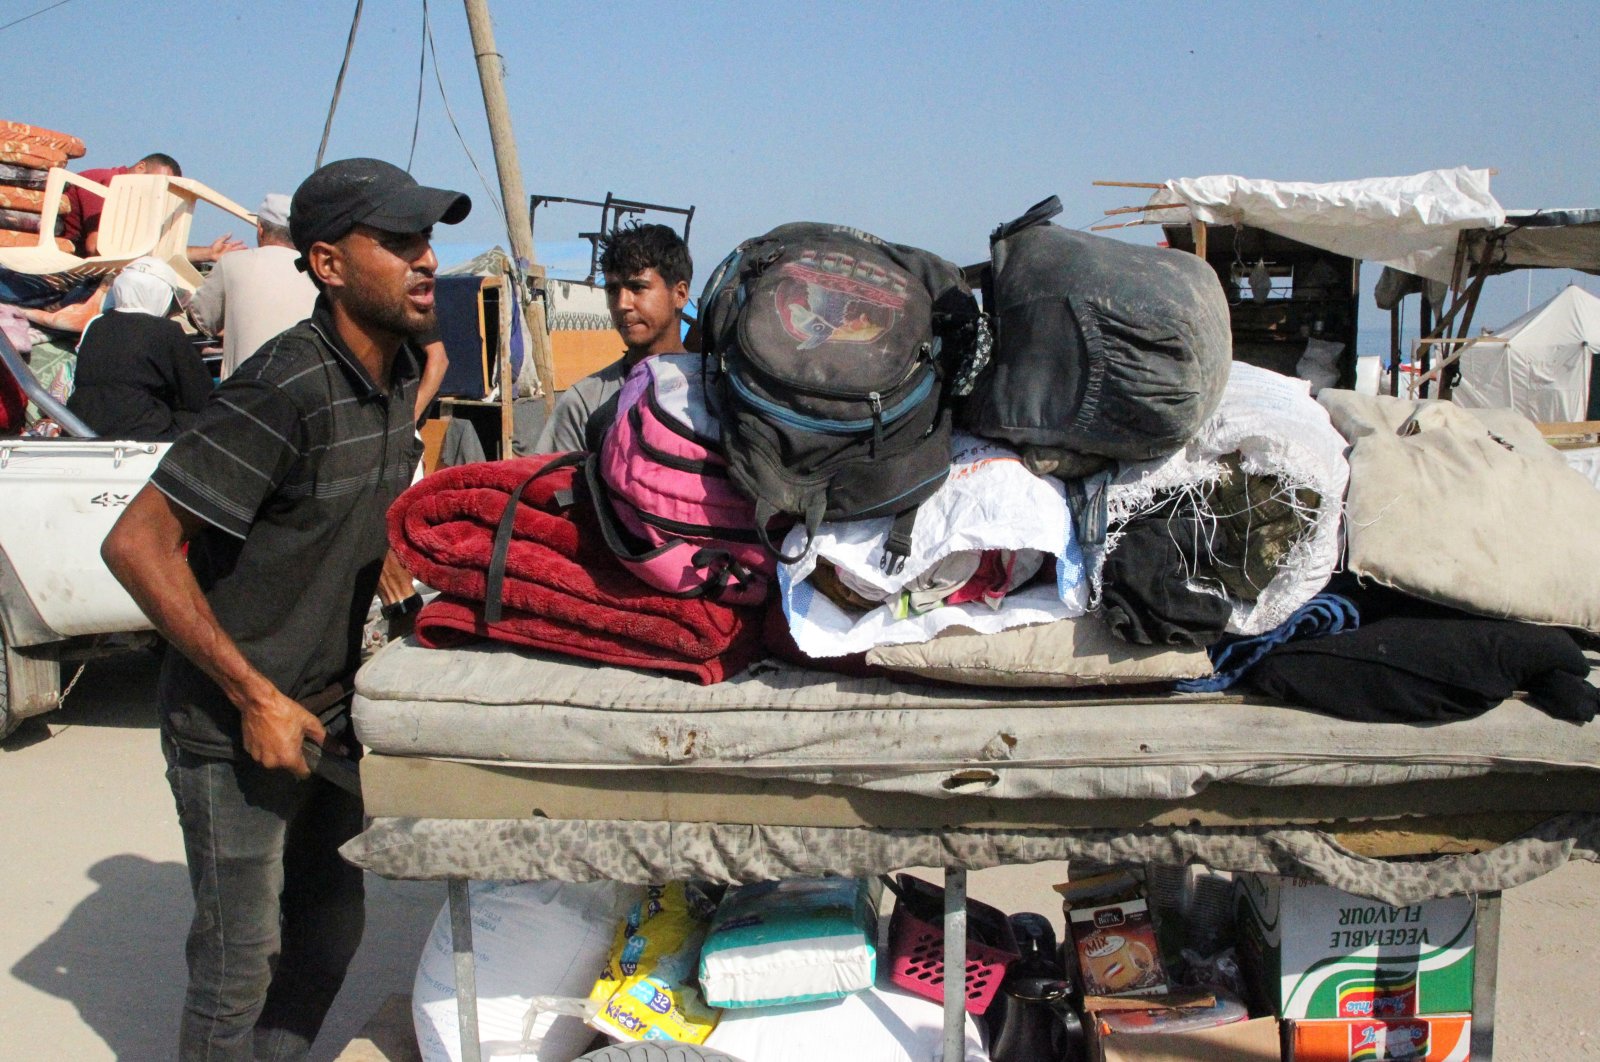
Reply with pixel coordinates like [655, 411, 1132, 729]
[189, 194, 318, 379]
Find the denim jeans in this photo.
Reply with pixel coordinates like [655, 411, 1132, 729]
[162, 733, 366, 1061]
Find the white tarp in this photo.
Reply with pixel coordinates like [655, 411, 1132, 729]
[1454, 285, 1600, 424]
[1155, 167, 1506, 283]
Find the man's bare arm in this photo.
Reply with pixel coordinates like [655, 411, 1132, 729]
[102, 484, 324, 776]
[414, 338, 448, 422]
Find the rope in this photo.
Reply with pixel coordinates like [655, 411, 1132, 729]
[406, 0, 429, 171]
[315, 0, 367, 170]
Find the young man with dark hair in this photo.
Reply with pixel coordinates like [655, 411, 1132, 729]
[103, 157, 469, 1061]
[534, 222, 692, 453]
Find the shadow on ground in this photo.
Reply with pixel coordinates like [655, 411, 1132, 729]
[11, 852, 190, 1060]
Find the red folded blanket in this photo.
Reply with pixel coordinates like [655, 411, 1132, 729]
[389, 452, 763, 683]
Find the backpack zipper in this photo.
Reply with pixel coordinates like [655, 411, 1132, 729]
[727, 369, 934, 436]
[633, 506, 768, 545]
[738, 341, 931, 402]
[628, 406, 731, 478]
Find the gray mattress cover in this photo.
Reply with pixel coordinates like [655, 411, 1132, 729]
[353, 639, 1600, 802]
[341, 812, 1600, 906]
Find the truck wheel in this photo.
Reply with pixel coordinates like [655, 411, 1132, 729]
[575, 1044, 748, 1062]
[0, 630, 61, 741]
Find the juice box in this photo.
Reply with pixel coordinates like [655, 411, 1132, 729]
[1287, 1015, 1472, 1060]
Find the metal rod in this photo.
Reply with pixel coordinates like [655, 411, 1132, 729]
[1472, 891, 1501, 1060]
[942, 868, 968, 1062]
[448, 878, 482, 1062]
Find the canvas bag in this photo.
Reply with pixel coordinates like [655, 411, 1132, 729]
[701, 222, 978, 572]
[588, 353, 777, 605]
[960, 195, 1232, 462]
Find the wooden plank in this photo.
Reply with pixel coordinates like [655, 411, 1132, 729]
[1093, 181, 1165, 189]
[417, 417, 448, 476]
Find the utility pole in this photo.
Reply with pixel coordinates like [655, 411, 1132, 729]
[463, 0, 556, 420]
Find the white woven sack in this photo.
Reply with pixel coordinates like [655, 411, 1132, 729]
[1099, 361, 1350, 636]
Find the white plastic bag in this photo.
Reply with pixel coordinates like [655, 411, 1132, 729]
[413, 880, 645, 1062]
[780, 434, 1088, 657]
[704, 979, 988, 1062]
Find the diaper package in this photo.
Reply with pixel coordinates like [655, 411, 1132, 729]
[698, 877, 877, 1009]
[588, 882, 722, 1044]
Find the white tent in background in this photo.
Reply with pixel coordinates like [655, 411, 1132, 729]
[1453, 285, 1600, 424]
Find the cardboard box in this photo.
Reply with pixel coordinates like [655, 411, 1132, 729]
[1287, 1015, 1471, 1060]
[1236, 875, 1474, 1019]
[1067, 897, 1169, 997]
[1095, 1015, 1281, 1061]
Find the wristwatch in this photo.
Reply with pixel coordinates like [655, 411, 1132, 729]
[380, 593, 424, 622]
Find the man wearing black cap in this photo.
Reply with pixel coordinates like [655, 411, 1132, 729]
[103, 159, 470, 1061]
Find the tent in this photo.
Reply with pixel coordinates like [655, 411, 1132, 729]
[1453, 285, 1600, 424]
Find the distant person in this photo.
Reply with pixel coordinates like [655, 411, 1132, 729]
[101, 158, 470, 1060]
[66, 256, 212, 440]
[58, 152, 245, 263]
[534, 223, 691, 453]
[189, 194, 318, 378]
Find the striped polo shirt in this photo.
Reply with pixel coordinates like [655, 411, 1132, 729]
[153, 296, 422, 758]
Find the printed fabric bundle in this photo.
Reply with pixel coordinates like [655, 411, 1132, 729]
[387, 452, 764, 684]
[1094, 361, 1350, 637]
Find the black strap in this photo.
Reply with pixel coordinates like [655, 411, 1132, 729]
[880, 507, 918, 575]
[756, 495, 821, 566]
[484, 454, 584, 624]
[991, 194, 1064, 244]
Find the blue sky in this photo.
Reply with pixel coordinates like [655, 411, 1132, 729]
[7, 0, 1596, 349]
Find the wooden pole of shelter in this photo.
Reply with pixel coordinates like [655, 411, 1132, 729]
[463, 0, 557, 428]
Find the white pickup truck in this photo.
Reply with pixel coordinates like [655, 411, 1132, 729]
[0, 330, 162, 737]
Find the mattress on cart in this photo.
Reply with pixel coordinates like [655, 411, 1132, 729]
[352, 637, 1600, 802]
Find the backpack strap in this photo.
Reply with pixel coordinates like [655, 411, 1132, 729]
[756, 495, 823, 566]
[879, 506, 919, 575]
[485, 453, 584, 624]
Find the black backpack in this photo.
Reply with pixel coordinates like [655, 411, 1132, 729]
[959, 196, 1232, 463]
[700, 222, 977, 572]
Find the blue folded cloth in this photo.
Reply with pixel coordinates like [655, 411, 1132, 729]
[1175, 592, 1359, 693]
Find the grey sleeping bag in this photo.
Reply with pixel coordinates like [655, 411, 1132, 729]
[960, 196, 1232, 462]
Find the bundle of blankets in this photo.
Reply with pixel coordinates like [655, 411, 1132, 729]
[0, 120, 80, 253]
[387, 453, 765, 685]
[386, 360, 1600, 727]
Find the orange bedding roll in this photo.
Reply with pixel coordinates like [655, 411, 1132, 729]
[0, 140, 67, 168]
[0, 121, 85, 159]
[0, 229, 71, 251]
[0, 184, 69, 215]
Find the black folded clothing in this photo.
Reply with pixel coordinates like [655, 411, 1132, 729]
[1247, 611, 1598, 725]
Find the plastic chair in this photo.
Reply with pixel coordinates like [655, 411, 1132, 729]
[0, 168, 256, 290]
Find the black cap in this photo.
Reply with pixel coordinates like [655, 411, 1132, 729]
[290, 158, 471, 269]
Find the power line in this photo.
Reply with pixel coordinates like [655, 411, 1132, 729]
[315, 0, 366, 170]
[405, 0, 428, 172]
[0, 0, 76, 35]
[424, 1, 505, 222]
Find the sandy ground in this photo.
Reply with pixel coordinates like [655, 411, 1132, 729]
[2, 651, 1596, 1060]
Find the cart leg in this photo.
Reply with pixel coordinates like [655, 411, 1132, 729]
[1471, 891, 1501, 1061]
[943, 868, 968, 1062]
[449, 878, 483, 1062]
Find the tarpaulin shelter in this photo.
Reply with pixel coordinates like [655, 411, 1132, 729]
[1453, 285, 1600, 424]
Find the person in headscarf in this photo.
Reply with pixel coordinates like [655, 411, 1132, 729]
[65, 255, 214, 440]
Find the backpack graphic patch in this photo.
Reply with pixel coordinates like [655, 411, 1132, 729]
[776, 250, 910, 350]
